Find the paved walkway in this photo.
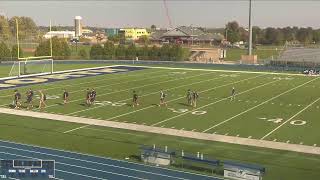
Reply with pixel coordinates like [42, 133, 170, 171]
[1, 108, 320, 155]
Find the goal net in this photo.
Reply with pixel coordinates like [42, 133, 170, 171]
[9, 58, 53, 77]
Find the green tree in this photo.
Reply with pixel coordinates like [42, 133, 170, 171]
[90, 44, 104, 59]
[115, 44, 126, 59]
[0, 41, 11, 60]
[312, 30, 320, 43]
[11, 45, 23, 59]
[226, 21, 240, 43]
[103, 41, 115, 59]
[296, 28, 313, 44]
[148, 45, 160, 60]
[79, 49, 88, 59]
[0, 16, 12, 40]
[107, 35, 121, 43]
[160, 44, 171, 60]
[35, 37, 71, 59]
[151, 25, 157, 32]
[125, 44, 137, 59]
[9, 16, 38, 40]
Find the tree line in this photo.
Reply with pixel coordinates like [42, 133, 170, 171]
[90, 42, 189, 61]
[225, 21, 320, 45]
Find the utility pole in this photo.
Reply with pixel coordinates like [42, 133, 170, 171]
[191, 24, 194, 46]
[248, 0, 253, 55]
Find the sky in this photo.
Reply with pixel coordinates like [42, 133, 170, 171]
[0, 1, 320, 28]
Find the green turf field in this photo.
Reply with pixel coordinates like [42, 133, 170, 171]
[0, 66, 319, 145]
[0, 64, 320, 179]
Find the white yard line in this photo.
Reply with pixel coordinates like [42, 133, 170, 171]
[66, 71, 217, 115]
[152, 77, 278, 126]
[0, 108, 319, 155]
[202, 77, 320, 133]
[98, 74, 264, 121]
[261, 96, 320, 140]
[42, 71, 214, 110]
[63, 124, 91, 134]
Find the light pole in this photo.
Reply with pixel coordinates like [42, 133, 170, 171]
[248, 0, 253, 55]
[190, 24, 194, 46]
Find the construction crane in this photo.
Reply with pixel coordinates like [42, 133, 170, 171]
[163, 0, 173, 28]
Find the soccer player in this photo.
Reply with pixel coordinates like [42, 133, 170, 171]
[63, 89, 69, 104]
[26, 88, 34, 109]
[159, 90, 167, 107]
[90, 88, 97, 104]
[13, 90, 21, 109]
[86, 88, 91, 106]
[186, 89, 192, 106]
[38, 90, 47, 110]
[192, 91, 199, 108]
[132, 90, 139, 107]
[231, 87, 236, 101]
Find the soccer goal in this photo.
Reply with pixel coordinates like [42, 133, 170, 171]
[9, 58, 53, 77]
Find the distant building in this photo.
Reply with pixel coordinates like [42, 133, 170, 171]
[43, 31, 75, 39]
[105, 28, 120, 37]
[119, 28, 150, 40]
[74, 16, 82, 37]
[82, 29, 93, 34]
[150, 26, 224, 45]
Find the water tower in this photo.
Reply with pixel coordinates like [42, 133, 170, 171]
[74, 16, 82, 37]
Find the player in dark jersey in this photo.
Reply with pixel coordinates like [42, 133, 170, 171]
[90, 89, 96, 104]
[63, 89, 69, 104]
[86, 88, 91, 106]
[186, 89, 192, 106]
[13, 90, 21, 109]
[159, 90, 167, 107]
[26, 88, 34, 109]
[231, 87, 236, 101]
[192, 91, 199, 108]
[132, 90, 139, 107]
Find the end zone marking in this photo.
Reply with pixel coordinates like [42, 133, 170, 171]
[63, 125, 90, 134]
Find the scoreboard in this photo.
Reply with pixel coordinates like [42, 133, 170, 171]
[0, 160, 55, 179]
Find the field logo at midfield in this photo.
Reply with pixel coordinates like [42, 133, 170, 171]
[0, 66, 146, 91]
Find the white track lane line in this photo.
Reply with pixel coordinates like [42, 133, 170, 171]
[203, 77, 320, 132]
[261, 96, 320, 140]
[0, 139, 223, 179]
[0, 149, 189, 180]
[152, 77, 278, 126]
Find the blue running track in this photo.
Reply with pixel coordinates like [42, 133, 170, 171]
[0, 140, 222, 180]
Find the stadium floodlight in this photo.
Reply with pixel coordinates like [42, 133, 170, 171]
[10, 19, 54, 77]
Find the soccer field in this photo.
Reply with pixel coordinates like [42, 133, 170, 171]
[0, 65, 319, 147]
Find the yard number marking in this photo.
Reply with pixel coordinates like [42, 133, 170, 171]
[259, 117, 306, 126]
[94, 101, 126, 107]
[168, 108, 207, 115]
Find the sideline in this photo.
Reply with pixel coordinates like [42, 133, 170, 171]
[0, 107, 319, 155]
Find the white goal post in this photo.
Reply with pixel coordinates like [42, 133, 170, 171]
[9, 58, 54, 77]
[8, 18, 54, 78]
